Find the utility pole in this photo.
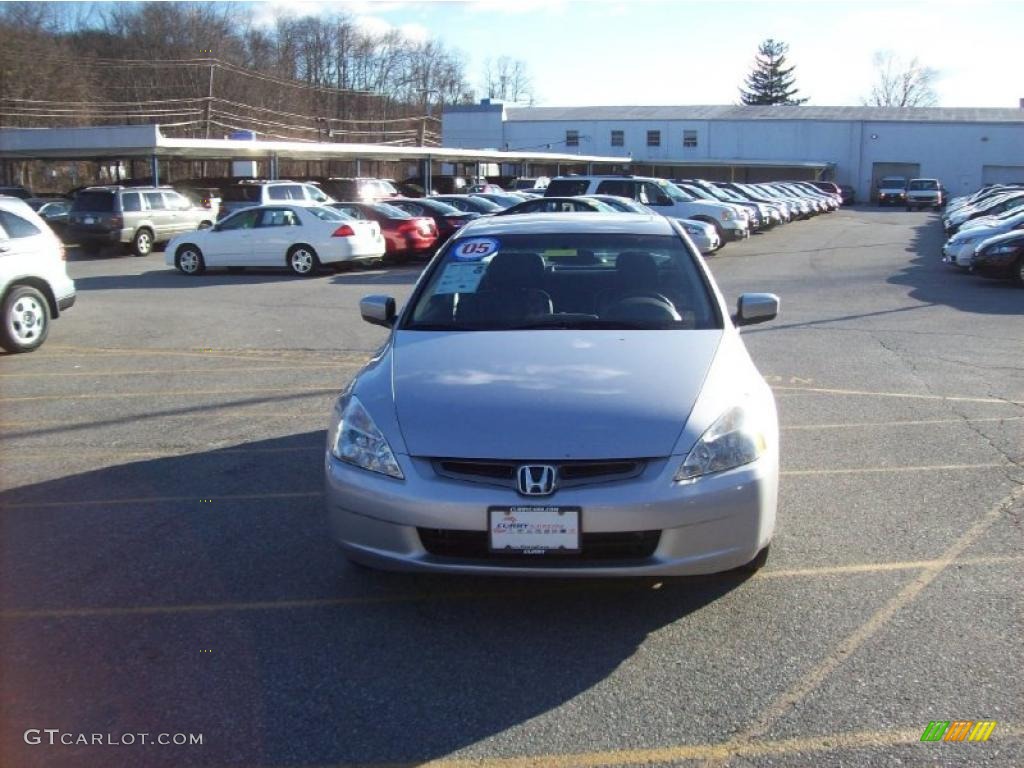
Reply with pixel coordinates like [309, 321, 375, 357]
[204, 60, 214, 140]
[202, 59, 214, 177]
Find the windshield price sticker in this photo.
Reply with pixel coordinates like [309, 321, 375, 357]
[435, 262, 487, 294]
[453, 238, 499, 260]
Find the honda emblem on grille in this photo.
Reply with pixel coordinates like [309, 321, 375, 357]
[517, 465, 557, 496]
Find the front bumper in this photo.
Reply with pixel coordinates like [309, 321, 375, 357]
[723, 221, 748, 240]
[324, 452, 777, 577]
[971, 253, 1019, 278]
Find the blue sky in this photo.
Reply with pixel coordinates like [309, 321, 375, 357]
[248, 0, 1021, 108]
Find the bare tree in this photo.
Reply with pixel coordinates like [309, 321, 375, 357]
[864, 51, 938, 107]
[480, 56, 534, 104]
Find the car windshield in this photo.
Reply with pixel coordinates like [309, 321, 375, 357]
[660, 182, 692, 202]
[306, 206, 349, 221]
[71, 191, 115, 212]
[909, 180, 938, 190]
[403, 232, 719, 332]
[418, 200, 461, 215]
[880, 178, 906, 187]
[372, 203, 411, 218]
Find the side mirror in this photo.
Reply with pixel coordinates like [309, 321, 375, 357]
[360, 295, 397, 327]
[733, 293, 779, 327]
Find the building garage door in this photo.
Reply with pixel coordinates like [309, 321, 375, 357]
[870, 162, 920, 202]
[982, 165, 1024, 185]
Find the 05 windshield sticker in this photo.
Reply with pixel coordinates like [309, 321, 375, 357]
[435, 261, 488, 294]
[452, 238, 499, 260]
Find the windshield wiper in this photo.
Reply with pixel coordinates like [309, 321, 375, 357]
[506, 316, 664, 330]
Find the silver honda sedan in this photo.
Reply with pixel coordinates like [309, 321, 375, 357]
[325, 213, 780, 576]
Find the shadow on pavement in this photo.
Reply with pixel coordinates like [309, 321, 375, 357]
[887, 216, 1024, 314]
[0, 431, 744, 767]
[72, 264, 423, 292]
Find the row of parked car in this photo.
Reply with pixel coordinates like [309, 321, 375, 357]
[939, 183, 1024, 286]
[0, 172, 844, 351]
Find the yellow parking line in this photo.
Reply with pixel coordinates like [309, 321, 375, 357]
[760, 554, 1022, 579]
[773, 385, 1024, 406]
[784, 416, 1024, 430]
[37, 345, 370, 364]
[1, 555, 1017, 621]
[0, 363, 355, 379]
[699, 484, 1024, 768]
[341, 725, 1024, 768]
[782, 463, 1008, 476]
[0, 385, 339, 403]
[0, 446, 323, 461]
[0, 490, 322, 510]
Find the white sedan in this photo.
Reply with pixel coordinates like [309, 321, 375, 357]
[166, 204, 385, 276]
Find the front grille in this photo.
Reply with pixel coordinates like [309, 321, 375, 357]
[418, 528, 661, 566]
[433, 459, 645, 490]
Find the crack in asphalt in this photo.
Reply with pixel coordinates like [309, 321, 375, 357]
[869, 331, 1024, 493]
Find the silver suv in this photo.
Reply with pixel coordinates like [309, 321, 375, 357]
[218, 180, 334, 220]
[68, 186, 215, 256]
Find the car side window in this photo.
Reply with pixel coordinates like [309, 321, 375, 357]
[163, 192, 192, 211]
[258, 208, 298, 228]
[305, 185, 329, 203]
[596, 180, 632, 197]
[336, 205, 367, 219]
[445, 200, 467, 212]
[268, 186, 290, 201]
[0, 210, 42, 238]
[144, 192, 166, 211]
[218, 209, 260, 230]
[641, 182, 671, 206]
[121, 193, 142, 212]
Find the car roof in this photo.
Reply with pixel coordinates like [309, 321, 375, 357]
[456, 212, 671, 238]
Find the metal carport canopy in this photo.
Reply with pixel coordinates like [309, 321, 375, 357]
[0, 124, 627, 165]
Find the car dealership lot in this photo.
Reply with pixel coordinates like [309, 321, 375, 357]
[1, 208, 1021, 766]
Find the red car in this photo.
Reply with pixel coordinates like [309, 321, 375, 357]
[386, 198, 480, 242]
[331, 201, 438, 262]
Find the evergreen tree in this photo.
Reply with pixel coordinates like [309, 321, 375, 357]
[739, 39, 807, 106]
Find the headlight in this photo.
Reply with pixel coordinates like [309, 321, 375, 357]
[327, 395, 404, 479]
[720, 210, 734, 221]
[989, 245, 1019, 255]
[684, 224, 704, 236]
[674, 405, 768, 483]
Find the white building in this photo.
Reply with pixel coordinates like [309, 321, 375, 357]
[443, 101, 1024, 200]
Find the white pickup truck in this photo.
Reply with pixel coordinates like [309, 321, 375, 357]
[544, 175, 750, 241]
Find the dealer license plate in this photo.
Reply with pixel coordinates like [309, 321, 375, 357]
[488, 506, 581, 554]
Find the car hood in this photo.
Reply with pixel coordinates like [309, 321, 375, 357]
[390, 330, 722, 459]
[978, 230, 1024, 249]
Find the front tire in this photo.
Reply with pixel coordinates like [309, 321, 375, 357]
[175, 244, 205, 275]
[131, 228, 154, 257]
[288, 245, 320, 276]
[1, 285, 50, 353]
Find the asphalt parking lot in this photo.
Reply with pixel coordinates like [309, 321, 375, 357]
[1, 207, 1022, 767]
